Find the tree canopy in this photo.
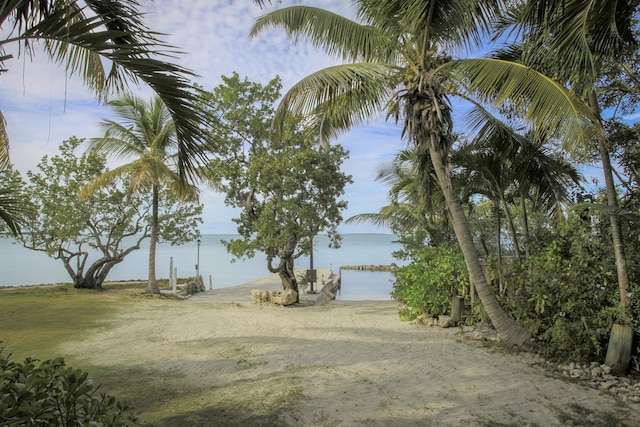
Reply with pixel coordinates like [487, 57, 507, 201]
[11, 137, 202, 289]
[201, 73, 352, 299]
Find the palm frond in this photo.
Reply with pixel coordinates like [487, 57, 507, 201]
[440, 58, 603, 152]
[274, 62, 399, 140]
[356, 0, 508, 54]
[250, 5, 396, 63]
[0, 111, 9, 170]
[10, 1, 208, 183]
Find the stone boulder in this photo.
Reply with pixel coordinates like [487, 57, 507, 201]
[185, 276, 206, 295]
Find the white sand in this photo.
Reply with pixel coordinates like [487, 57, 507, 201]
[60, 274, 640, 426]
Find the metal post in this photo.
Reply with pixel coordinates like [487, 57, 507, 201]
[196, 238, 201, 277]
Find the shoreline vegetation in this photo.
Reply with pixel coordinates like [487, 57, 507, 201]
[2, 280, 640, 426]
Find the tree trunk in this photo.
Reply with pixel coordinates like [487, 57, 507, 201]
[278, 255, 299, 303]
[496, 205, 504, 294]
[501, 195, 521, 261]
[521, 196, 531, 260]
[588, 90, 630, 312]
[148, 184, 160, 294]
[605, 324, 634, 375]
[587, 90, 632, 373]
[429, 146, 529, 346]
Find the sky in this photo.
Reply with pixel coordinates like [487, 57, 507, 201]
[0, 0, 609, 235]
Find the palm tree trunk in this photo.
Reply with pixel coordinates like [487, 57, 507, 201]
[521, 195, 531, 260]
[148, 184, 160, 294]
[495, 203, 504, 293]
[501, 196, 522, 261]
[428, 146, 529, 346]
[587, 90, 632, 373]
[587, 91, 630, 312]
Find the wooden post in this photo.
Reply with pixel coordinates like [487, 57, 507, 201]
[169, 257, 174, 291]
[451, 296, 464, 325]
[605, 323, 634, 374]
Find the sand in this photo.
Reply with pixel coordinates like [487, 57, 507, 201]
[59, 273, 640, 426]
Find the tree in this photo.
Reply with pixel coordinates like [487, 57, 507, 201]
[0, 0, 212, 182]
[251, 0, 601, 345]
[14, 137, 201, 289]
[492, 0, 639, 370]
[202, 73, 352, 301]
[455, 105, 582, 261]
[82, 94, 201, 294]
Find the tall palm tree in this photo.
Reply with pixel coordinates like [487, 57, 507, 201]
[490, 0, 638, 369]
[492, 0, 636, 310]
[1, 0, 211, 182]
[250, 1, 596, 345]
[82, 94, 200, 294]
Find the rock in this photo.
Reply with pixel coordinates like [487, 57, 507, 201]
[438, 316, 454, 328]
[251, 289, 298, 306]
[272, 289, 297, 305]
[315, 281, 338, 305]
[185, 276, 206, 295]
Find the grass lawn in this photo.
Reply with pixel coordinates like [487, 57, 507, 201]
[0, 282, 162, 361]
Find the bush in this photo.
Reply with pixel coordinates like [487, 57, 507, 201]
[0, 349, 139, 426]
[495, 216, 621, 361]
[392, 246, 472, 322]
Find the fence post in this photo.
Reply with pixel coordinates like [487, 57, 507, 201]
[451, 296, 465, 325]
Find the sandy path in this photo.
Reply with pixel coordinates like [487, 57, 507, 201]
[59, 281, 640, 426]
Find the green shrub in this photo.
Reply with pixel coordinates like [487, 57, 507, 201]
[0, 349, 139, 426]
[392, 246, 472, 322]
[495, 216, 621, 361]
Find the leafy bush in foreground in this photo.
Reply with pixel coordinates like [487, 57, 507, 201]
[0, 349, 139, 426]
[392, 245, 473, 322]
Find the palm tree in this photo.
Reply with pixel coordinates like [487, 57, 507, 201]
[82, 94, 200, 294]
[458, 105, 583, 261]
[250, 1, 596, 346]
[491, 0, 638, 370]
[1, 0, 210, 182]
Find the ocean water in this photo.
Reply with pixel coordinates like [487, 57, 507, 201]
[0, 234, 403, 300]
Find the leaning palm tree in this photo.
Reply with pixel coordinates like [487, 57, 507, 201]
[250, 1, 597, 346]
[1, 0, 211, 182]
[82, 94, 200, 294]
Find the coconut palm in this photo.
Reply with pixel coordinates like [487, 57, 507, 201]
[0, 0, 213, 182]
[82, 94, 200, 294]
[250, 1, 597, 345]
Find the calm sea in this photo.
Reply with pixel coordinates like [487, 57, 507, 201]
[0, 234, 403, 300]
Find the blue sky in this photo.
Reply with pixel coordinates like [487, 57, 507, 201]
[1, 0, 608, 234]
